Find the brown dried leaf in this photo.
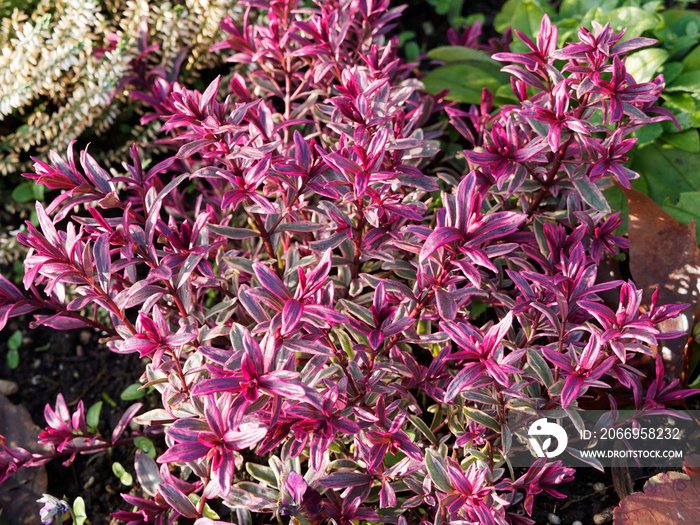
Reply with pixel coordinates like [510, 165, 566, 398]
[611, 461, 633, 500]
[0, 394, 51, 525]
[613, 470, 700, 524]
[623, 187, 700, 385]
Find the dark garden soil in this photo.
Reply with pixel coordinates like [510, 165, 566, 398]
[0, 322, 152, 524]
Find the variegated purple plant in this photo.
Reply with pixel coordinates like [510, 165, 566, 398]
[2, 4, 697, 525]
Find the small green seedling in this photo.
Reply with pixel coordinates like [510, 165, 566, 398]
[6, 330, 21, 369]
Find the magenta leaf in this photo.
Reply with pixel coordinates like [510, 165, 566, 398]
[253, 263, 291, 301]
[419, 227, 463, 263]
[281, 299, 304, 335]
[93, 233, 111, 290]
[318, 472, 373, 488]
[435, 288, 458, 321]
[159, 483, 198, 518]
[111, 403, 143, 443]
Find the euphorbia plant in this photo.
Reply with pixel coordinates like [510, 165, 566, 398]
[1, 3, 697, 524]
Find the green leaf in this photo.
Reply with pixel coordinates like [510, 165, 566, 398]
[494, 0, 554, 37]
[629, 143, 700, 205]
[663, 191, 700, 241]
[426, 46, 496, 64]
[660, 62, 685, 85]
[501, 423, 512, 455]
[462, 407, 501, 432]
[6, 349, 18, 370]
[633, 122, 664, 146]
[682, 40, 700, 70]
[134, 436, 157, 459]
[422, 63, 508, 105]
[559, 0, 621, 20]
[206, 224, 259, 239]
[11, 182, 41, 203]
[689, 372, 700, 389]
[187, 494, 221, 519]
[465, 13, 486, 26]
[592, 7, 661, 39]
[661, 129, 700, 152]
[494, 83, 519, 105]
[425, 448, 452, 493]
[625, 48, 668, 83]
[86, 401, 102, 430]
[72, 496, 87, 525]
[668, 70, 700, 93]
[571, 177, 612, 213]
[275, 221, 324, 233]
[397, 30, 416, 46]
[120, 383, 146, 401]
[603, 185, 629, 235]
[7, 330, 22, 351]
[246, 463, 278, 487]
[409, 414, 438, 446]
[112, 461, 133, 486]
[659, 94, 700, 133]
[527, 348, 554, 388]
[404, 41, 420, 63]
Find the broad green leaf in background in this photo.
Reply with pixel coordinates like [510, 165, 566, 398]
[660, 92, 700, 132]
[494, 0, 555, 38]
[667, 70, 700, 93]
[625, 48, 669, 83]
[661, 129, 700, 152]
[422, 63, 509, 105]
[426, 0, 465, 28]
[663, 192, 700, 241]
[584, 6, 662, 39]
[660, 61, 685, 85]
[657, 9, 700, 59]
[426, 46, 497, 65]
[633, 122, 664, 146]
[682, 38, 700, 70]
[629, 142, 700, 205]
[558, 0, 620, 20]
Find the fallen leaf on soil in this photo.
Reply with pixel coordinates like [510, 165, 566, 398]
[611, 461, 632, 500]
[0, 394, 51, 525]
[613, 458, 700, 524]
[623, 187, 700, 386]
